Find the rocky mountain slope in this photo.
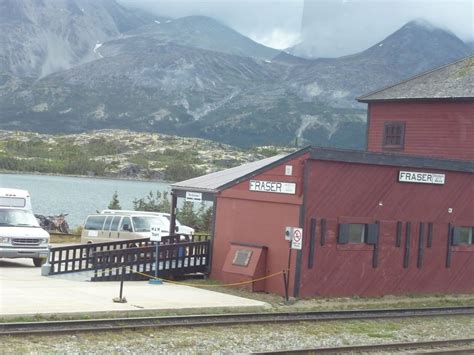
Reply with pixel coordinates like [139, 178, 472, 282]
[286, 20, 473, 108]
[0, 2, 471, 149]
[288, 18, 473, 61]
[0, 0, 157, 78]
[125, 16, 281, 60]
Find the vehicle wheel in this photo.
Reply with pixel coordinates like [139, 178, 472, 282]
[33, 257, 46, 267]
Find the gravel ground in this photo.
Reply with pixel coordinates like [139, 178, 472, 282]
[2, 315, 473, 353]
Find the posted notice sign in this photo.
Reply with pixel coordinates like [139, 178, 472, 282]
[398, 171, 445, 185]
[186, 191, 202, 202]
[291, 228, 303, 250]
[249, 180, 296, 194]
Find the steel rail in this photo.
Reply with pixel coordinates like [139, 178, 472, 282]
[258, 338, 474, 354]
[1, 306, 473, 336]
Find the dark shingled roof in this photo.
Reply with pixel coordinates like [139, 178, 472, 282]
[358, 55, 474, 102]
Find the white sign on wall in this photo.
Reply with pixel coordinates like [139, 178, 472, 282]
[249, 180, 296, 194]
[186, 191, 202, 202]
[398, 171, 445, 185]
[291, 228, 303, 250]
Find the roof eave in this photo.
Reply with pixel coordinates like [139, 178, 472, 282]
[170, 146, 312, 194]
[358, 96, 474, 103]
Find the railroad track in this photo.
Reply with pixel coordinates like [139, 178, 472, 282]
[260, 338, 474, 354]
[1, 306, 473, 336]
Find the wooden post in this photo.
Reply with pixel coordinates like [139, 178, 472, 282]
[170, 191, 178, 236]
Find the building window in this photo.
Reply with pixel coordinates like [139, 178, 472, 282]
[348, 224, 366, 243]
[452, 226, 474, 245]
[338, 223, 379, 245]
[383, 122, 405, 149]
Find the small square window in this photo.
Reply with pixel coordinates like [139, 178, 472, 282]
[339, 223, 379, 245]
[383, 122, 405, 149]
[457, 227, 473, 244]
[348, 224, 366, 243]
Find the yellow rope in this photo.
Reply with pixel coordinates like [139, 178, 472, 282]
[98, 265, 286, 288]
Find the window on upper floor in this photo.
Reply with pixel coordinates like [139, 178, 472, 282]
[452, 226, 474, 245]
[383, 121, 405, 149]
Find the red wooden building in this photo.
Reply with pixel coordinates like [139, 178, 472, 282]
[359, 55, 474, 161]
[170, 56, 473, 298]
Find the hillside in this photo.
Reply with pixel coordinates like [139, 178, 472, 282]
[286, 20, 473, 108]
[0, 0, 158, 78]
[124, 15, 281, 60]
[0, 130, 295, 180]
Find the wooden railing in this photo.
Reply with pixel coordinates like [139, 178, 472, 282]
[91, 237, 211, 281]
[47, 234, 212, 280]
[48, 238, 153, 275]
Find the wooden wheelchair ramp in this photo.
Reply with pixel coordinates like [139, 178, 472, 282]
[47, 235, 211, 281]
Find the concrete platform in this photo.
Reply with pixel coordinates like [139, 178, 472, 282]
[0, 258, 269, 317]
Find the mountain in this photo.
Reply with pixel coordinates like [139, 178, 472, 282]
[467, 41, 474, 53]
[124, 16, 281, 60]
[0, 0, 157, 78]
[0, 38, 365, 148]
[0, 11, 470, 149]
[285, 19, 472, 108]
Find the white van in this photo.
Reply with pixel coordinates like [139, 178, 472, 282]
[0, 188, 50, 267]
[81, 210, 194, 244]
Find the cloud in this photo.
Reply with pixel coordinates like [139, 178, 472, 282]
[300, 0, 473, 57]
[119, 0, 305, 49]
[249, 28, 301, 49]
[119, 0, 473, 55]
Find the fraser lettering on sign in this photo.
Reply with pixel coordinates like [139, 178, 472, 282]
[398, 171, 445, 185]
[249, 180, 296, 194]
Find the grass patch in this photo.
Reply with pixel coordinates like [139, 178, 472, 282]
[49, 233, 81, 244]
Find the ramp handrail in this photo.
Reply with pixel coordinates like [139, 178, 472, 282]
[48, 238, 153, 275]
[92, 239, 211, 281]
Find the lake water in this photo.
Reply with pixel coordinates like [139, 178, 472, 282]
[0, 174, 169, 229]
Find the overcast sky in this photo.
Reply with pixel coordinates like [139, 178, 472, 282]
[120, 0, 473, 56]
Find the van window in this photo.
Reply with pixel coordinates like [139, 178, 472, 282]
[0, 197, 26, 208]
[85, 216, 106, 230]
[110, 216, 121, 231]
[120, 217, 132, 231]
[103, 216, 113, 231]
[132, 216, 164, 232]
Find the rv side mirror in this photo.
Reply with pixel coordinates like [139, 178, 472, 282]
[175, 226, 179, 232]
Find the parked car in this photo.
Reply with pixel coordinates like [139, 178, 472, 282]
[81, 210, 194, 244]
[0, 188, 50, 267]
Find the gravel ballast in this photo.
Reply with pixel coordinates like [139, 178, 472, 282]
[2, 315, 473, 353]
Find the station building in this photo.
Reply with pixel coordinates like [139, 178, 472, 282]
[170, 55, 474, 298]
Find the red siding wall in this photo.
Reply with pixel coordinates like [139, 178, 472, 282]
[300, 159, 474, 297]
[211, 154, 308, 295]
[367, 101, 474, 161]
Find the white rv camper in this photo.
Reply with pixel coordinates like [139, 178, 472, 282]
[0, 188, 50, 266]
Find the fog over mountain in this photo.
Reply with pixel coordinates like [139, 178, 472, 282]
[294, 0, 474, 58]
[119, 0, 473, 57]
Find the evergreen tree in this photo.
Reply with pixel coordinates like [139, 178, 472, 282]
[133, 190, 171, 212]
[177, 201, 199, 230]
[196, 203, 213, 232]
[108, 191, 121, 210]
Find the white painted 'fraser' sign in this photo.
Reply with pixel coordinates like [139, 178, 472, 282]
[398, 171, 445, 185]
[249, 180, 296, 194]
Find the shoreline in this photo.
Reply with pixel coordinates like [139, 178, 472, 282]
[0, 170, 174, 184]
